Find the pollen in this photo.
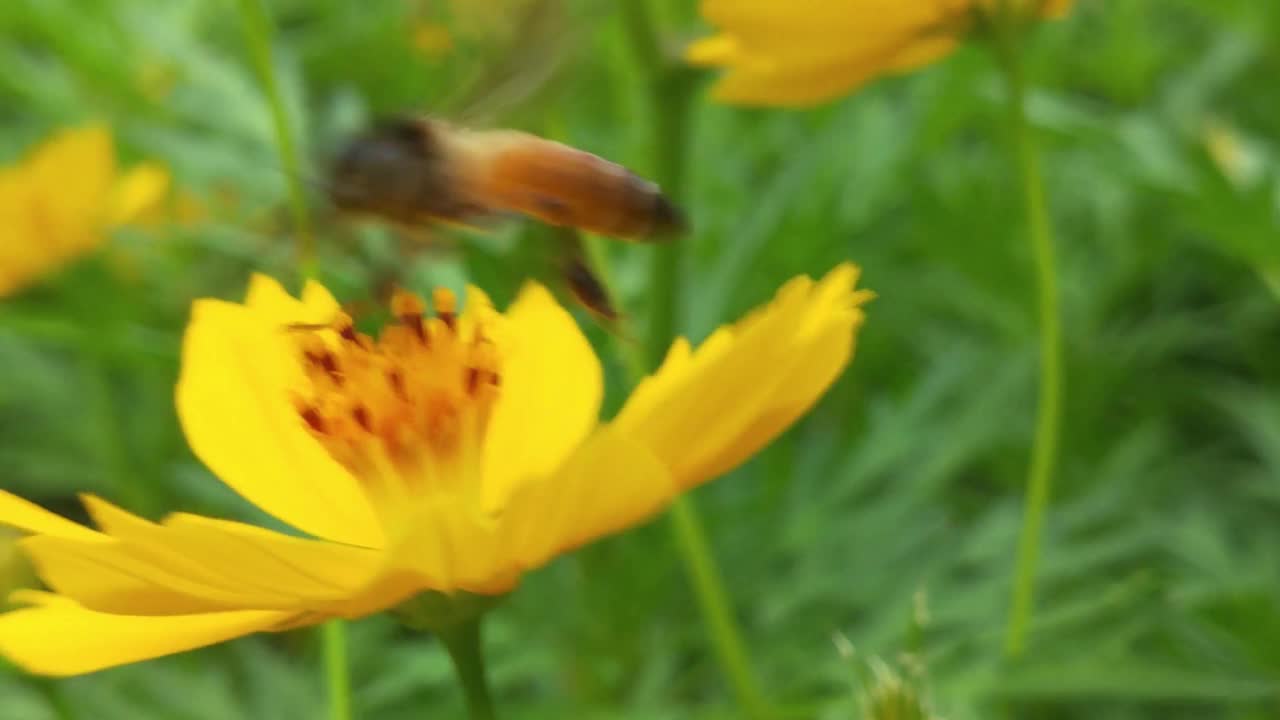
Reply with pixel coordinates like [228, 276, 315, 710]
[291, 288, 500, 485]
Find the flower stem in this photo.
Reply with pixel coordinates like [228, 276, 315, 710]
[234, 0, 316, 277]
[994, 11, 1063, 659]
[670, 498, 773, 717]
[619, 3, 772, 718]
[322, 620, 352, 720]
[439, 618, 497, 720]
[235, 0, 345, 710]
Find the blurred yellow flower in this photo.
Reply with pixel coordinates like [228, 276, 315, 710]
[0, 126, 169, 297]
[0, 265, 870, 675]
[412, 22, 455, 57]
[687, 0, 1074, 106]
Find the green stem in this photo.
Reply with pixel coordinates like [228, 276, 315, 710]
[322, 620, 352, 720]
[439, 618, 497, 720]
[995, 10, 1063, 659]
[618, 3, 772, 717]
[670, 499, 773, 717]
[235, 0, 346, 712]
[235, 0, 316, 277]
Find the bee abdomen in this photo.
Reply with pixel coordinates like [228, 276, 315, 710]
[481, 136, 686, 240]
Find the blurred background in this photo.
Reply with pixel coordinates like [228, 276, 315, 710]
[1, 0, 1279, 718]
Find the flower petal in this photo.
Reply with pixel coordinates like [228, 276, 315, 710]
[708, 33, 959, 106]
[614, 264, 870, 488]
[246, 273, 340, 324]
[503, 425, 674, 570]
[0, 593, 294, 677]
[0, 491, 103, 542]
[25, 126, 116, 252]
[19, 533, 234, 615]
[176, 277, 384, 547]
[690, 0, 967, 106]
[17, 497, 370, 614]
[686, 34, 742, 66]
[108, 162, 170, 226]
[480, 282, 602, 511]
[58, 496, 384, 611]
[390, 498, 520, 596]
[158, 513, 384, 603]
[700, 0, 936, 39]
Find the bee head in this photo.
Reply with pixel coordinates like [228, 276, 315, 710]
[648, 193, 688, 239]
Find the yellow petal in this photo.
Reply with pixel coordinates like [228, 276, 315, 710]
[1041, 0, 1074, 17]
[701, 0, 948, 46]
[108, 162, 170, 226]
[0, 491, 103, 542]
[709, 32, 959, 107]
[503, 426, 674, 570]
[480, 282, 602, 512]
[686, 34, 742, 66]
[0, 593, 294, 676]
[615, 264, 870, 488]
[25, 496, 385, 613]
[25, 126, 117, 252]
[19, 533, 233, 615]
[245, 272, 340, 325]
[176, 279, 383, 547]
[299, 277, 343, 317]
[159, 513, 383, 603]
[690, 0, 968, 106]
[391, 498, 518, 595]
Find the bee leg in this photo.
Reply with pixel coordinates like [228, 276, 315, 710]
[565, 254, 619, 322]
[552, 228, 620, 323]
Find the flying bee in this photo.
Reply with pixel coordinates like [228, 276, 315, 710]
[317, 0, 682, 327]
[328, 116, 686, 241]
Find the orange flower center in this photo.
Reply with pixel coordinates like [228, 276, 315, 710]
[291, 288, 500, 491]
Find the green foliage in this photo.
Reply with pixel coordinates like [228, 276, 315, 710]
[1, 0, 1279, 718]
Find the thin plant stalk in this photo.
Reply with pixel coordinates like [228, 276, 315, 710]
[994, 6, 1064, 659]
[439, 619, 497, 720]
[235, 0, 316, 276]
[322, 620, 353, 720]
[235, 0, 347, 712]
[618, 2, 773, 717]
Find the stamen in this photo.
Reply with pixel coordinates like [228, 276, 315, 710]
[290, 287, 502, 488]
[352, 405, 373, 433]
[301, 406, 326, 433]
[336, 313, 359, 343]
[387, 369, 407, 400]
[391, 289, 428, 343]
[433, 287, 457, 330]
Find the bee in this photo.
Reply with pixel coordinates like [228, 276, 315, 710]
[328, 116, 686, 241]
[319, 0, 682, 326]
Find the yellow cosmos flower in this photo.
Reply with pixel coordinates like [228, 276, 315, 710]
[0, 126, 169, 297]
[687, 0, 1074, 106]
[0, 265, 871, 676]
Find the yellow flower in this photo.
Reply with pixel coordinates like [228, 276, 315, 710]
[0, 126, 169, 298]
[687, 0, 1074, 107]
[0, 528, 34, 613]
[412, 22, 455, 58]
[0, 265, 871, 676]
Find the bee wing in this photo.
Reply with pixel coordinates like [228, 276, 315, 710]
[438, 0, 577, 127]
